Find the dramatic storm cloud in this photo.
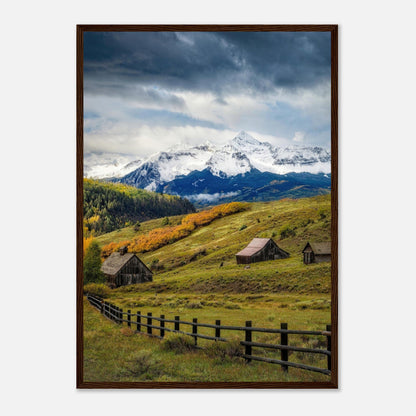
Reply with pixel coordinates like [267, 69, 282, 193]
[84, 31, 331, 156]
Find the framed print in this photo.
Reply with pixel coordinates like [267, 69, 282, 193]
[77, 24, 338, 388]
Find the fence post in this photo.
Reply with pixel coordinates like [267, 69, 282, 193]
[192, 318, 198, 346]
[113, 305, 117, 322]
[245, 321, 252, 363]
[119, 308, 123, 325]
[174, 316, 180, 332]
[326, 324, 332, 371]
[127, 310, 131, 328]
[100, 299, 104, 314]
[215, 320, 221, 340]
[136, 311, 141, 332]
[147, 313, 152, 335]
[160, 315, 165, 338]
[281, 323, 288, 372]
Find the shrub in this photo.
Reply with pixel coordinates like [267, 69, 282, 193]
[239, 224, 247, 231]
[224, 303, 241, 309]
[150, 258, 163, 271]
[189, 248, 207, 262]
[83, 283, 111, 298]
[122, 350, 162, 379]
[298, 218, 314, 227]
[120, 327, 134, 337]
[186, 301, 203, 309]
[204, 337, 243, 362]
[161, 217, 170, 226]
[161, 334, 196, 354]
[279, 224, 296, 239]
[318, 207, 328, 220]
[133, 221, 141, 232]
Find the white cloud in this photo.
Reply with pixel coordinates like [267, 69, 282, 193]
[184, 191, 240, 203]
[274, 81, 331, 124]
[292, 131, 305, 142]
[83, 78, 330, 157]
[84, 123, 238, 156]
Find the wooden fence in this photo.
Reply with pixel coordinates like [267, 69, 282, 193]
[86, 294, 331, 376]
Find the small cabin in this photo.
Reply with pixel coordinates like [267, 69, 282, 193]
[302, 242, 331, 264]
[235, 238, 290, 265]
[101, 246, 153, 288]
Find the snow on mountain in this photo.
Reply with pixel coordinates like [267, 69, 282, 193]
[148, 146, 214, 183]
[270, 145, 331, 174]
[86, 131, 331, 190]
[121, 144, 215, 191]
[206, 148, 253, 177]
[84, 153, 142, 179]
[229, 131, 330, 175]
[230, 130, 264, 150]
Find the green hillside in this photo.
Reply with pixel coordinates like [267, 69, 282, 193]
[95, 194, 331, 297]
[83, 179, 195, 235]
[87, 194, 332, 382]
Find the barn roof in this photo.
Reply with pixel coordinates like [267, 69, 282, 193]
[303, 242, 331, 255]
[236, 238, 275, 257]
[101, 252, 135, 276]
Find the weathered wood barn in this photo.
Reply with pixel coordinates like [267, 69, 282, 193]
[302, 242, 331, 264]
[101, 246, 153, 288]
[235, 238, 290, 264]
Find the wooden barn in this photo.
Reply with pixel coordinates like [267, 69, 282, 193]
[302, 242, 331, 264]
[101, 246, 153, 288]
[235, 238, 290, 265]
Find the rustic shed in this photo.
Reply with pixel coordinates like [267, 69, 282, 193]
[302, 242, 331, 264]
[101, 247, 153, 288]
[235, 238, 290, 265]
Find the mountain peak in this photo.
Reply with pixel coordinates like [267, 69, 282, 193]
[231, 131, 262, 150]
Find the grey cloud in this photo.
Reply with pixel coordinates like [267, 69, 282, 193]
[84, 31, 331, 97]
[85, 80, 187, 111]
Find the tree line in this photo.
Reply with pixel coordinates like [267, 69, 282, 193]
[83, 179, 195, 235]
[102, 202, 248, 257]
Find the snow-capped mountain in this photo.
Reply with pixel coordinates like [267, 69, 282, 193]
[84, 153, 143, 179]
[85, 132, 331, 204]
[116, 131, 330, 191]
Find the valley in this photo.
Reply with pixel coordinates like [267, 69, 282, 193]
[84, 194, 332, 382]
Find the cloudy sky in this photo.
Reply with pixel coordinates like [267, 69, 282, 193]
[84, 31, 331, 158]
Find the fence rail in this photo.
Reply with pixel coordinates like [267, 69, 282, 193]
[86, 294, 331, 376]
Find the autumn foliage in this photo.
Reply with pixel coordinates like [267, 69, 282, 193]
[83, 232, 94, 256]
[102, 202, 247, 258]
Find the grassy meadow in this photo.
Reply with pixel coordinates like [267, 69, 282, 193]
[85, 194, 332, 382]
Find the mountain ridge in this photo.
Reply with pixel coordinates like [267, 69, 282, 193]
[85, 131, 331, 205]
[117, 131, 330, 190]
[85, 131, 330, 182]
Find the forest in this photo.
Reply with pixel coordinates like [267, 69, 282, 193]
[83, 179, 195, 235]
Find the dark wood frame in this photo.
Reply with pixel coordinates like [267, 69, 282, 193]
[76, 24, 338, 389]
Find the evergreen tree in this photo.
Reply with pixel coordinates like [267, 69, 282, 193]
[133, 221, 141, 232]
